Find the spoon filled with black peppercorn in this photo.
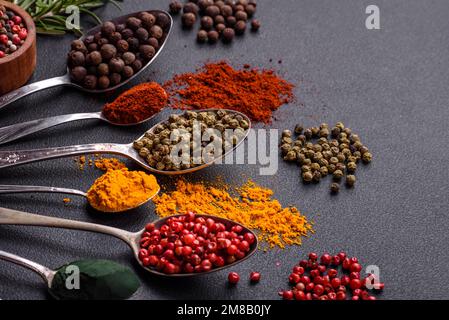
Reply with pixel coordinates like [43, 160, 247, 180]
[0, 10, 173, 111]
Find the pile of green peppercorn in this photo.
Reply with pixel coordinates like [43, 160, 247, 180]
[169, 0, 259, 44]
[280, 123, 372, 194]
[67, 11, 170, 90]
[133, 110, 250, 172]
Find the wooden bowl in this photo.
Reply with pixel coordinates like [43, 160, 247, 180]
[0, 1, 36, 95]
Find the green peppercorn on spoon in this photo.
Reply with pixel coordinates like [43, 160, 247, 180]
[0, 109, 251, 176]
[0, 10, 173, 111]
[0, 207, 258, 278]
[0, 184, 160, 213]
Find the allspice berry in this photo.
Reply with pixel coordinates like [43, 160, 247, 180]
[122, 52, 136, 65]
[70, 66, 87, 82]
[157, 13, 171, 29]
[97, 63, 109, 76]
[116, 39, 129, 52]
[101, 21, 116, 36]
[98, 75, 110, 89]
[109, 73, 121, 86]
[109, 31, 122, 43]
[221, 5, 233, 17]
[169, 1, 183, 14]
[226, 16, 237, 27]
[215, 15, 225, 25]
[235, 10, 248, 21]
[183, 2, 199, 15]
[83, 75, 97, 89]
[208, 30, 219, 43]
[235, 20, 246, 35]
[201, 16, 214, 30]
[71, 39, 87, 53]
[131, 59, 143, 72]
[182, 13, 196, 28]
[197, 30, 208, 43]
[86, 51, 102, 66]
[122, 66, 134, 78]
[216, 23, 226, 33]
[135, 27, 149, 41]
[109, 57, 125, 73]
[205, 5, 220, 17]
[127, 37, 140, 51]
[139, 45, 156, 60]
[150, 25, 164, 39]
[222, 28, 235, 42]
[126, 17, 142, 30]
[147, 37, 159, 49]
[245, 4, 256, 17]
[100, 44, 117, 60]
[69, 51, 85, 67]
[140, 12, 156, 28]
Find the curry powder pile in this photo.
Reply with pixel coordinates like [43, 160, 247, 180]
[87, 168, 159, 213]
[153, 180, 314, 249]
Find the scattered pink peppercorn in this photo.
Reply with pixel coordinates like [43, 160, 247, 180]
[250, 272, 261, 283]
[228, 272, 240, 284]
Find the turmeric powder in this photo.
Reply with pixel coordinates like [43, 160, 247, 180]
[87, 168, 160, 213]
[94, 157, 126, 171]
[153, 180, 314, 249]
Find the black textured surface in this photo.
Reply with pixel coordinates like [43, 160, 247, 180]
[1, 0, 448, 300]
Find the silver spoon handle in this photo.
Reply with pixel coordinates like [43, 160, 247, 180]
[0, 112, 103, 145]
[0, 250, 55, 286]
[0, 185, 87, 197]
[0, 143, 128, 169]
[0, 75, 72, 111]
[0, 207, 137, 248]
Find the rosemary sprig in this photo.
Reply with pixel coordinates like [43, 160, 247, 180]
[7, 0, 122, 35]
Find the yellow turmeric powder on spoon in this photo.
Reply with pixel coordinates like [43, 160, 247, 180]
[87, 168, 159, 213]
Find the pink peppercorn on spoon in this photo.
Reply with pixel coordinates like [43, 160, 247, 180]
[0, 10, 173, 111]
[0, 207, 258, 277]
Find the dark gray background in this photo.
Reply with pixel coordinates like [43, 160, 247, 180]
[1, 0, 448, 300]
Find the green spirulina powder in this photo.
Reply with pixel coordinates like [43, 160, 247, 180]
[49, 260, 140, 300]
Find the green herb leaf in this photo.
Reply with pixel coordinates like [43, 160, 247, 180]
[49, 259, 140, 300]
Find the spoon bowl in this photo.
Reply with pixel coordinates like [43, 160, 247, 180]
[0, 109, 252, 175]
[0, 10, 173, 111]
[0, 207, 258, 277]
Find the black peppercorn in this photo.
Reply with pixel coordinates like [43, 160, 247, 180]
[197, 30, 208, 43]
[116, 39, 129, 52]
[221, 4, 233, 17]
[235, 20, 246, 35]
[95, 63, 108, 77]
[150, 25, 163, 39]
[70, 66, 87, 83]
[122, 52, 136, 65]
[135, 27, 149, 41]
[122, 65, 134, 78]
[83, 75, 97, 89]
[121, 28, 134, 40]
[109, 73, 122, 86]
[201, 16, 214, 30]
[205, 5, 220, 17]
[101, 21, 116, 36]
[109, 32, 122, 43]
[127, 17, 142, 30]
[86, 51, 102, 66]
[131, 59, 143, 72]
[183, 2, 199, 15]
[109, 57, 125, 73]
[226, 16, 237, 27]
[169, 1, 183, 14]
[208, 30, 219, 43]
[127, 37, 140, 51]
[68, 51, 85, 67]
[222, 27, 235, 42]
[182, 13, 196, 28]
[147, 37, 159, 49]
[251, 19, 260, 31]
[98, 75, 110, 89]
[157, 13, 171, 29]
[100, 44, 117, 60]
[139, 45, 156, 60]
[139, 12, 156, 28]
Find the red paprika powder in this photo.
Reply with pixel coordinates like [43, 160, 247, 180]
[102, 82, 168, 124]
[164, 61, 295, 123]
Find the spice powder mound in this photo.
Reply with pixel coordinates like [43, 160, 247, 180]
[164, 61, 295, 123]
[153, 179, 314, 249]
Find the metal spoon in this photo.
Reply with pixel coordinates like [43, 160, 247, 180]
[0, 184, 160, 213]
[0, 108, 160, 145]
[0, 10, 173, 111]
[0, 109, 251, 175]
[0, 249, 56, 288]
[0, 207, 258, 277]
